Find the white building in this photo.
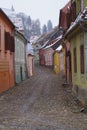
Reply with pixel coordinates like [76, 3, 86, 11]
[26, 42, 34, 77]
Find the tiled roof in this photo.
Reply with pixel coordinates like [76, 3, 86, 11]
[65, 7, 87, 36]
[44, 35, 62, 50]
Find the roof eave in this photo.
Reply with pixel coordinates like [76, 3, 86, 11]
[0, 8, 15, 29]
[66, 20, 87, 38]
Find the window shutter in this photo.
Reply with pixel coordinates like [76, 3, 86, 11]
[80, 45, 84, 74]
[10, 36, 15, 52]
[5, 32, 15, 52]
[73, 48, 77, 73]
[5, 32, 10, 51]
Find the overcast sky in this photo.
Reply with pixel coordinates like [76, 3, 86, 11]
[0, 0, 69, 27]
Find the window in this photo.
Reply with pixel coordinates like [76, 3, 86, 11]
[10, 36, 15, 52]
[5, 31, 10, 51]
[5, 32, 15, 52]
[86, 33, 87, 78]
[80, 45, 84, 74]
[73, 47, 77, 73]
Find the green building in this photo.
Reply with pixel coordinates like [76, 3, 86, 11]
[14, 30, 27, 84]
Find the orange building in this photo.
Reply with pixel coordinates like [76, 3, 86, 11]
[0, 9, 15, 93]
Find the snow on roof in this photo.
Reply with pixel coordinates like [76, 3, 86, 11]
[26, 42, 34, 55]
[30, 36, 39, 43]
[40, 40, 49, 49]
[2, 8, 17, 18]
[2, 8, 24, 31]
[65, 7, 87, 36]
[44, 35, 62, 50]
[61, 1, 71, 13]
[56, 45, 62, 51]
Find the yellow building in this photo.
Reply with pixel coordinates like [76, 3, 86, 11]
[53, 51, 60, 74]
[53, 47, 65, 74]
[65, 6, 87, 105]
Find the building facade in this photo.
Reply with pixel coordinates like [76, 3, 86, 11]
[26, 42, 34, 77]
[0, 9, 15, 93]
[65, 2, 87, 105]
[14, 30, 27, 84]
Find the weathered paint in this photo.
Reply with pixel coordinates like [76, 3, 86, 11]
[70, 32, 86, 88]
[65, 41, 72, 83]
[53, 51, 60, 74]
[53, 49, 65, 74]
[76, 0, 87, 15]
[26, 54, 34, 77]
[66, 26, 87, 104]
[14, 31, 27, 84]
[59, 49, 65, 73]
[44, 48, 54, 67]
[26, 43, 34, 77]
[0, 9, 15, 93]
[0, 61, 9, 92]
[85, 32, 87, 78]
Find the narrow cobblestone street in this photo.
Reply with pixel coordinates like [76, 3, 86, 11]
[0, 65, 87, 130]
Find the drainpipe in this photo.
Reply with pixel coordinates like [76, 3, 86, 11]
[81, 0, 84, 12]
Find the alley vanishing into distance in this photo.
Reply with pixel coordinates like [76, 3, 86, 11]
[0, 65, 87, 130]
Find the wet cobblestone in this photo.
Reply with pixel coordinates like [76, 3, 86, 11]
[0, 65, 87, 130]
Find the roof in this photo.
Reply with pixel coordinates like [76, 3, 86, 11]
[61, 1, 71, 13]
[48, 28, 63, 42]
[26, 43, 34, 56]
[2, 8, 24, 31]
[15, 29, 27, 42]
[51, 38, 62, 50]
[59, 1, 71, 29]
[65, 7, 87, 37]
[40, 40, 49, 49]
[44, 35, 63, 50]
[0, 8, 15, 28]
[35, 26, 58, 45]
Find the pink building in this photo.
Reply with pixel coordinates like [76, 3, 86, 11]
[44, 48, 54, 67]
[26, 42, 34, 77]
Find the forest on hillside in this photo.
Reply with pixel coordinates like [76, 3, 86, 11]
[17, 12, 53, 40]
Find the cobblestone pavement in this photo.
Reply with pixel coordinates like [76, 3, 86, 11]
[0, 65, 87, 130]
